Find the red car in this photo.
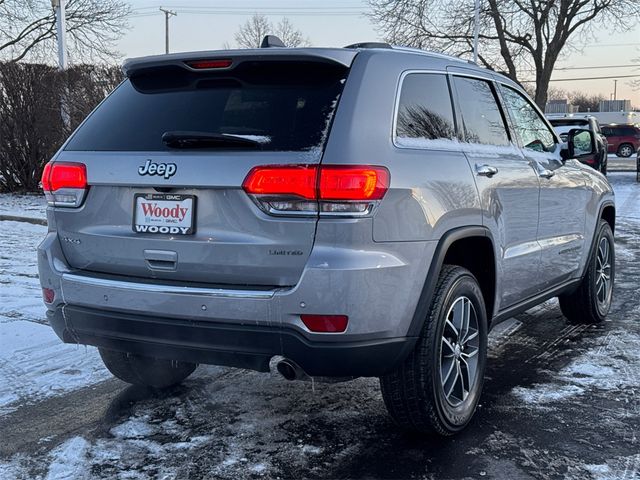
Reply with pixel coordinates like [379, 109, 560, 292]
[601, 124, 640, 157]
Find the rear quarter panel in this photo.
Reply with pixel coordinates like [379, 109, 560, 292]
[324, 51, 482, 243]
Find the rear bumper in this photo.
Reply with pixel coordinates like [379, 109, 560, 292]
[38, 231, 435, 377]
[48, 305, 416, 377]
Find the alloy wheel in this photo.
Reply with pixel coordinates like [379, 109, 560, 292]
[440, 296, 480, 407]
[595, 236, 613, 310]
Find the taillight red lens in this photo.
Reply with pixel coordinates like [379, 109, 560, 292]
[41, 162, 87, 192]
[242, 165, 317, 199]
[242, 165, 389, 201]
[41, 162, 53, 191]
[300, 314, 348, 333]
[319, 166, 389, 200]
[186, 59, 233, 69]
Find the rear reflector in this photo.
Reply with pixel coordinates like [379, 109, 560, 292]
[42, 288, 55, 304]
[186, 59, 233, 69]
[242, 164, 389, 216]
[300, 314, 348, 333]
[41, 162, 88, 207]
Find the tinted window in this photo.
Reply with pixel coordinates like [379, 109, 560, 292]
[66, 61, 348, 152]
[453, 77, 509, 146]
[501, 87, 556, 152]
[396, 73, 455, 141]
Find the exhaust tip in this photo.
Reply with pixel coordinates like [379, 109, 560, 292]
[276, 360, 298, 381]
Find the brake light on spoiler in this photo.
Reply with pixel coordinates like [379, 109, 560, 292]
[41, 162, 88, 207]
[242, 164, 389, 216]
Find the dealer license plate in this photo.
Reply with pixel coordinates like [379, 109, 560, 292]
[133, 193, 196, 235]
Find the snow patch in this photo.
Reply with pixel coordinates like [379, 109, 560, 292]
[45, 437, 91, 480]
[511, 383, 584, 405]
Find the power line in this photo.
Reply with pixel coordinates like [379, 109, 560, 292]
[521, 73, 640, 83]
[554, 64, 640, 71]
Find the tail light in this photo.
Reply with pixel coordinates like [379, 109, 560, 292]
[242, 164, 389, 217]
[41, 162, 88, 207]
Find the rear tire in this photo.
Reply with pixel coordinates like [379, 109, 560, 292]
[99, 348, 197, 388]
[380, 265, 488, 435]
[617, 143, 634, 158]
[559, 220, 614, 324]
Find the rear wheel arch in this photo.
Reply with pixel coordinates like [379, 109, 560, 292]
[601, 204, 615, 233]
[407, 227, 496, 337]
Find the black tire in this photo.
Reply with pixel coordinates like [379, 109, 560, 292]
[380, 265, 488, 436]
[99, 348, 197, 388]
[559, 220, 614, 324]
[617, 143, 634, 158]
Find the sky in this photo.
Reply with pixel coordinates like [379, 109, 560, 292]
[116, 0, 640, 107]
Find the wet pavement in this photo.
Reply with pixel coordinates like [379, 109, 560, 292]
[0, 173, 639, 479]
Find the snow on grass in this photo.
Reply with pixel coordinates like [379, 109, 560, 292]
[0, 193, 47, 220]
[0, 220, 110, 416]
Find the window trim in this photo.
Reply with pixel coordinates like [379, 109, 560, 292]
[391, 69, 459, 150]
[450, 74, 513, 147]
[495, 81, 561, 150]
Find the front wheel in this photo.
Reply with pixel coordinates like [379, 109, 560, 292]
[380, 265, 488, 435]
[99, 348, 197, 388]
[559, 220, 614, 324]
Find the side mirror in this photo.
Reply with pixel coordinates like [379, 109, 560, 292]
[566, 128, 595, 159]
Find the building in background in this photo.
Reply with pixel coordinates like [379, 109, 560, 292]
[599, 99, 632, 112]
[545, 99, 579, 114]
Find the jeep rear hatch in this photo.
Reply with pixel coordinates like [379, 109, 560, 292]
[49, 53, 353, 286]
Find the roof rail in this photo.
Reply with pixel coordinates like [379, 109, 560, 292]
[344, 42, 392, 49]
[390, 45, 467, 63]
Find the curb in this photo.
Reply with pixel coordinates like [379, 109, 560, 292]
[0, 215, 47, 226]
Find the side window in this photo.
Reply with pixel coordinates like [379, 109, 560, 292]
[602, 127, 611, 136]
[395, 73, 456, 143]
[452, 76, 510, 146]
[501, 86, 556, 153]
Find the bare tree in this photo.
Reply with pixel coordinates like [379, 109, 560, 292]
[368, 0, 640, 108]
[0, 0, 131, 63]
[233, 14, 310, 48]
[275, 18, 311, 48]
[0, 62, 122, 192]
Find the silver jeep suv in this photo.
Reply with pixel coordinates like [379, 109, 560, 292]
[38, 41, 615, 435]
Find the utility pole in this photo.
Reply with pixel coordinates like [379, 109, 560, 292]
[159, 7, 177, 54]
[51, 0, 68, 69]
[473, 0, 480, 63]
[613, 79, 618, 101]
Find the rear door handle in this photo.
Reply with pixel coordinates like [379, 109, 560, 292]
[476, 164, 499, 177]
[539, 169, 555, 179]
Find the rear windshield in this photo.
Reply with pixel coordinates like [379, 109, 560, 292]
[65, 60, 348, 152]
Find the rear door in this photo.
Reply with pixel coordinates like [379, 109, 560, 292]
[450, 74, 541, 310]
[52, 57, 351, 286]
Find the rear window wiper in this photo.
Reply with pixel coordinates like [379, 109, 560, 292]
[162, 131, 264, 149]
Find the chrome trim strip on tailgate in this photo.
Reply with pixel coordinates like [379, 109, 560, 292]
[61, 273, 276, 299]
